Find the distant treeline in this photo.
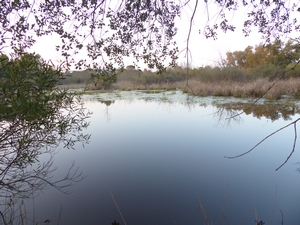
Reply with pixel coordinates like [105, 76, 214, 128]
[136, 39, 300, 84]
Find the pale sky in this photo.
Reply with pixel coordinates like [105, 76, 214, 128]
[174, 18, 262, 67]
[174, 2, 265, 68]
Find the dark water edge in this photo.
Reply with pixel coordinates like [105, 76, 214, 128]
[10, 90, 300, 225]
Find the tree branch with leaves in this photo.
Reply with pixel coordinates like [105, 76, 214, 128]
[0, 53, 90, 201]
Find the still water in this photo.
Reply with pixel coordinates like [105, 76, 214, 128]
[30, 90, 300, 225]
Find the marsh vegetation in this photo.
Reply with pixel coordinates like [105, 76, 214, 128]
[61, 40, 300, 100]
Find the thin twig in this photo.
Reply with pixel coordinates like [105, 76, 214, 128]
[110, 191, 127, 225]
[276, 121, 297, 171]
[279, 209, 284, 225]
[32, 194, 35, 225]
[0, 211, 7, 225]
[57, 205, 62, 225]
[270, 184, 278, 225]
[254, 206, 258, 222]
[238, 206, 256, 225]
[220, 184, 228, 225]
[184, 0, 198, 95]
[196, 190, 209, 225]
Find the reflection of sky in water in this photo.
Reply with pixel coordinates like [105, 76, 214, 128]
[29, 92, 300, 225]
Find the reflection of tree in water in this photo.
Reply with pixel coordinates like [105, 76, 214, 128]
[99, 100, 115, 121]
[213, 106, 244, 127]
[0, 53, 91, 224]
[0, 99, 90, 199]
[0, 99, 90, 223]
[99, 100, 115, 106]
[214, 102, 300, 121]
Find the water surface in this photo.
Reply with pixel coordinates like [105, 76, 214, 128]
[29, 90, 300, 225]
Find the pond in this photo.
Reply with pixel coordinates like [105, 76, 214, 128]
[26, 90, 300, 225]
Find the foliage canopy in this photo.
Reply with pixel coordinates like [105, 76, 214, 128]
[1, 0, 300, 71]
[225, 40, 300, 69]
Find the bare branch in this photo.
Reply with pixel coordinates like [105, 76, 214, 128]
[275, 121, 298, 171]
[225, 117, 300, 170]
[184, 0, 198, 95]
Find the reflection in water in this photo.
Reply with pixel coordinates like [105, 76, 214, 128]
[0, 96, 90, 224]
[99, 100, 115, 121]
[90, 92, 300, 171]
[99, 99, 115, 106]
[214, 101, 300, 121]
[213, 106, 244, 127]
[214, 101, 300, 171]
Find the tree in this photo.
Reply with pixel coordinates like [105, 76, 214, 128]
[88, 67, 117, 90]
[225, 40, 300, 73]
[226, 49, 249, 68]
[1, 1, 300, 73]
[1, 0, 180, 73]
[0, 53, 90, 201]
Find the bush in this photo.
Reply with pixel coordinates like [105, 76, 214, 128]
[285, 63, 300, 78]
[89, 69, 117, 89]
[135, 69, 186, 85]
[250, 64, 285, 80]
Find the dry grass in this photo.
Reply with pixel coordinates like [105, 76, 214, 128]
[113, 78, 300, 100]
[113, 80, 182, 91]
[58, 83, 86, 89]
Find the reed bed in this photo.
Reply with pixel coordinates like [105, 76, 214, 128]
[113, 78, 300, 100]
